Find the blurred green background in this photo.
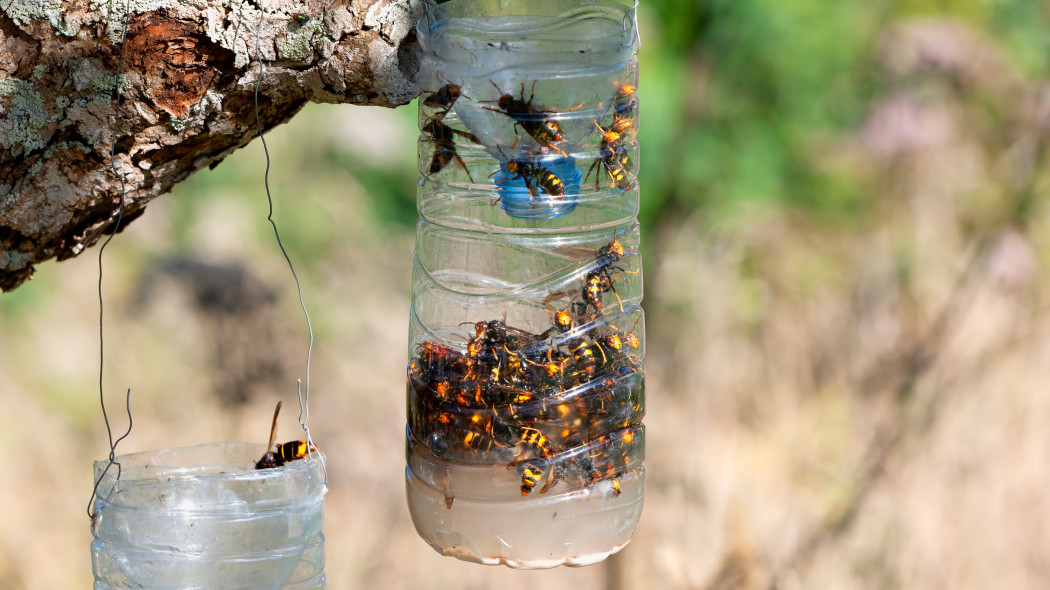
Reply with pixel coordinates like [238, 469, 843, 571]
[3, 1, 1050, 588]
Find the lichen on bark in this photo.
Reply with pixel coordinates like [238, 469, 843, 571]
[0, 0, 425, 291]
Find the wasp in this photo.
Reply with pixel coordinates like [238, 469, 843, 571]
[567, 336, 606, 379]
[586, 121, 635, 190]
[422, 117, 480, 145]
[275, 439, 319, 462]
[584, 437, 627, 486]
[493, 145, 566, 201]
[422, 81, 466, 122]
[582, 270, 610, 314]
[461, 411, 514, 453]
[463, 317, 538, 375]
[581, 373, 620, 418]
[407, 359, 423, 384]
[422, 118, 476, 185]
[416, 340, 464, 379]
[538, 305, 576, 340]
[593, 331, 624, 355]
[584, 257, 637, 316]
[550, 307, 575, 333]
[593, 331, 641, 374]
[589, 237, 640, 309]
[256, 401, 320, 469]
[465, 337, 499, 366]
[467, 317, 538, 348]
[502, 159, 566, 201]
[622, 330, 640, 350]
[613, 82, 638, 121]
[424, 408, 456, 433]
[600, 153, 634, 191]
[466, 318, 508, 345]
[519, 459, 545, 496]
[594, 233, 637, 275]
[498, 344, 528, 385]
[608, 117, 634, 136]
[509, 428, 563, 495]
[512, 425, 558, 460]
[433, 379, 453, 400]
[525, 346, 571, 382]
[547, 405, 585, 447]
[453, 379, 487, 408]
[518, 458, 567, 496]
[292, 12, 310, 24]
[484, 80, 582, 155]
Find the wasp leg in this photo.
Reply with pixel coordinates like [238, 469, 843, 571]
[585, 157, 603, 191]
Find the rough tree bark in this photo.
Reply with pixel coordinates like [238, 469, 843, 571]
[0, 0, 423, 291]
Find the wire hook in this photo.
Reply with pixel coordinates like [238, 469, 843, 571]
[88, 0, 135, 520]
[87, 389, 133, 519]
[253, 3, 327, 485]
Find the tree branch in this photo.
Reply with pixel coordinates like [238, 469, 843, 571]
[0, 0, 424, 291]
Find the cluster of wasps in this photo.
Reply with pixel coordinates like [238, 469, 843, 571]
[407, 235, 644, 504]
[420, 75, 640, 197]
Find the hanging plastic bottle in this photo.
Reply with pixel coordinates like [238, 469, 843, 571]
[405, 0, 644, 568]
[90, 442, 327, 589]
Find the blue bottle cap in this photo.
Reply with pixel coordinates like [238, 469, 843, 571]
[492, 155, 582, 220]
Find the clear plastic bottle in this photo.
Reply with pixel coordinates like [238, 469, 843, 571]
[405, 0, 644, 568]
[90, 442, 327, 589]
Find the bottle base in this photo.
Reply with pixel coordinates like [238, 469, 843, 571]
[405, 464, 644, 569]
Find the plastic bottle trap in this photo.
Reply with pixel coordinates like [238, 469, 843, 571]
[406, 0, 646, 568]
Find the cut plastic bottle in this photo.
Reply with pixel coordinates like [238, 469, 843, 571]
[90, 442, 327, 589]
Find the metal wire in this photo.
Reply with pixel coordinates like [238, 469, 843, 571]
[252, 8, 327, 484]
[88, 0, 135, 520]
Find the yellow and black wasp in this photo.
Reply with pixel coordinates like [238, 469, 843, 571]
[524, 346, 571, 385]
[493, 145, 567, 201]
[538, 306, 575, 340]
[256, 401, 320, 470]
[484, 80, 583, 156]
[581, 269, 617, 315]
[586, 120, 635, 191]
[613, 81, 638, 121]
[422, 81, 465, 122]
[461, 410, 514, 453]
